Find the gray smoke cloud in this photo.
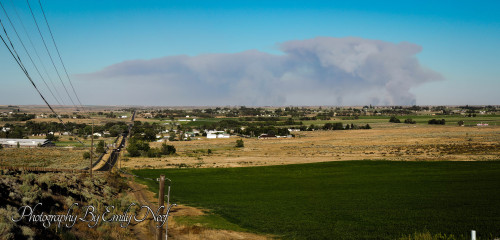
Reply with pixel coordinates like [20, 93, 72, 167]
[79, 37, 442, 106]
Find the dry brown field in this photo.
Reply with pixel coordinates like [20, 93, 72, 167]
[121, 124, 500, 169]
[0, 147, 87, 169]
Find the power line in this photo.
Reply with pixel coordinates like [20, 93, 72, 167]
[26, 0, 78, 110]
[1, 20, 87, 147]
[0, 16, 64, 125]
[0, 0, 62, 105]
[38, 0, 85, 111]
[0, 4, 88, 148]
[8, 0, 66, 106]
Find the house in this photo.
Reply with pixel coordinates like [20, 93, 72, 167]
[1, 127, 10, 132]
[207, 133, 217, 139]
[0, 138, 54, 148]
[206, 130, 228, 139]
[219, 134, 230, 138]
[93, 133, 102, 137]
[258, 134, 277, 139]
[288, 128, 300, 132]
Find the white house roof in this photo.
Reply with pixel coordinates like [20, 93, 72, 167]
[0, 138, 51, 147]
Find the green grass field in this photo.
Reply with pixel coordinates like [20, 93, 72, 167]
[307, 114, 500, 126]
[173, 114, 500, 129]
[132, 161, 500, 239]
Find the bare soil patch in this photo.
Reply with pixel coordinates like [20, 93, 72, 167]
[127, 177, 268, 239]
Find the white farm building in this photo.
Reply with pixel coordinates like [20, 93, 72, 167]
[0, 138, 54, 148]
[206, 130, 230, 139]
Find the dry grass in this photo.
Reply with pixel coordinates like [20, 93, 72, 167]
[0, 147, 87, 169]
[122, 125, 500, 169]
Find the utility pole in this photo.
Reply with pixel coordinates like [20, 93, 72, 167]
[156, 175, 165, 240]
[90, 120, 94, 179]
[165, 179, 171, 240]
[119, 136, 122, 170]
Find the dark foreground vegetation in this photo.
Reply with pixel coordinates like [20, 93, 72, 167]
[0, 171, 134, 240]
[133, 161, 500, 240]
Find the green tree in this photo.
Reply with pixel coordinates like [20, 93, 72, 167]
[161, 143, 176, 155]
[109, 125, 125, 137]
[83, 152, 90, 159]
[143, 128, 156, 142]
[458, 120, 465, 126]
[46, 133, 59, 142]
[127, 144, 140, 157]
[96, 140, 105, 153]
[235, 139, 244, 148]
[169, 132, 177, 141]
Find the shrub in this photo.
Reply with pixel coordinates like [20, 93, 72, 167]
[161, 143, 176, 155]
[322, 122, 344, 130]
[235, 139, 244, 148]
[21, 226, 35, 240]
[458, 120, 464, 126]
[36, 174, 53, 188]
[83, 152, 91, 159]
[428, 119, 446, 125]
[389, 116, 401, 123]
[147, 148, 161, 158]
[0, 206, 19, 240]
[404, 119, 416, 124]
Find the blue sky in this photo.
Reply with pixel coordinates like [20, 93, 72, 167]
[1, 0, 499, 106]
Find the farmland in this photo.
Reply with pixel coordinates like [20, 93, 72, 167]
[132, 161, 500, 239]
[1, 105, 500, 239]
[122, 124, 500, 169]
